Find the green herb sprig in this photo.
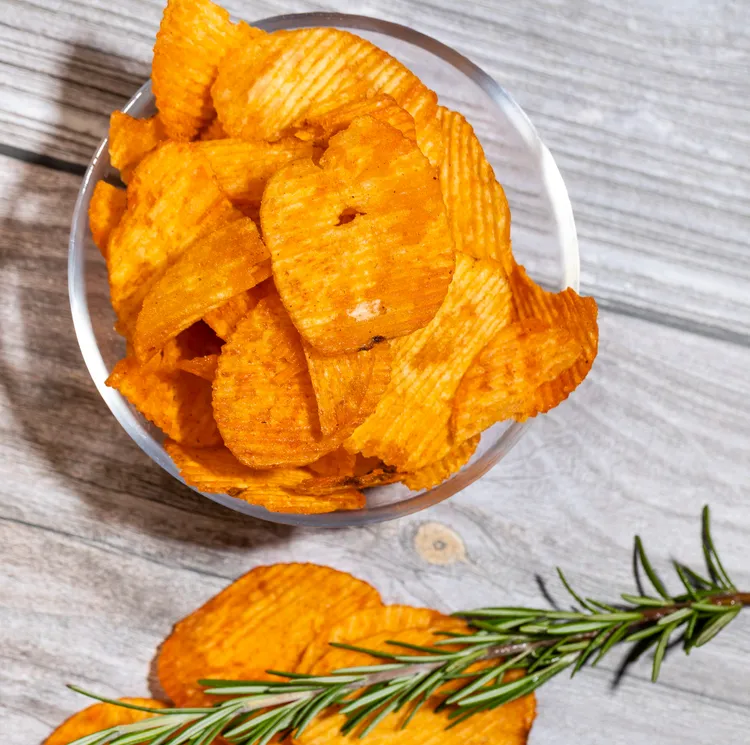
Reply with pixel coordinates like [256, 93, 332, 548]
[67, 506, 747, 745]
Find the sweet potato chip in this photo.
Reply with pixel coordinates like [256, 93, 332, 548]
[297, 604, 444, 674]
[212, 27, 439, 163]
[133, 218, 270, 360]
[88, 181, 127, 259]
[213, 293, 345, 467]
[176, 354, 218, 381]
[509, 265, 599, 418]
[452, 320, 581, 441]
[108, 112, 167, 182]
[152, 0, 259, 140]
[262, 117, 455, 354]
[107, 352, 221, 447]
[203, 287, 263, 340]
[346, 253, 513, 470]
[308, 447, 358, 477]
[438, 106, 512, 273]
[157, 563, 382, 706]
[44, 699, 166, 745]
[304, 341, 391, 437]
[196, 137, 314, 209]
[401, 434, 480, 491]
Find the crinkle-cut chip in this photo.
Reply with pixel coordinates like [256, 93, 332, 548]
[509, 264, 599, 418]
[452, 320, 582, 441]
[401, 434, 480, 491]
[437, 106, 512, 273]
[108, 143, 241, 335]
[293, 94, 417, 145]
[212, 27, 439, 163]
[346, 253, 513, 470]
[199, 117, 227, 140]
[44, 699, 166, 745]
[195, 137, 315, 209]
[203, 287, 264, 340]
[262, 117, 455, 354]
[308, 447, 357, 477]
[304, 341, 391, 437]
[152, 0, 259, 140]
[239, 487, 366, 514]
[297, 605, 445, 674]
[106, 354, 221, 447]
[108, 112, 167, 182]
[172, 320, 223, 361]
[157, 563, 382, 707]
[133, 218, 270, 360]
[176, 353, 219, 381]
[213, 293, 346, 467]
[294, 467, 402, 495]
[88, 181, 127, 259]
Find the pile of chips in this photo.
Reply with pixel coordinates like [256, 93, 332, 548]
[90, 0, 599, 514]
[44, 564, 536, 744]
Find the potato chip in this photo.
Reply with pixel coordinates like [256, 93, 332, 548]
[133, 218, 270, 360]
[304, 341, 391, 438]
[152, 0, 260, 140]
[107, 142, 241, 334]
[346, 253, 513, 470]
[294, 467, 402, 495]
[437, 106, 513, 273]
[176, 354, 219, 381]
[198, 117, 227, 140]
[108, 112, 167, 182]
[297, 604, 444, 674]
[262, 117, 455, 354]
[401, 434, 480, 491]
[509, 264, 599, 418]
[293, 94, 417, 145]
[452, 320, 581, 441]
[157, 563, 382, 706]
[212, 27, 439, 163]
[308, 447, 358, 477]
[44, 699, 166, 745]
[241, 488, 365, 514]
[107, 352, 221, 447]
[172, 320, 223, 360]
[213, 293, 345, 467]
[88, 181, 127, 259]
[202, 286, 265, 340]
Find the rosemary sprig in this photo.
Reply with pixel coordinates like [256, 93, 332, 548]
[68, 506, 747, 744]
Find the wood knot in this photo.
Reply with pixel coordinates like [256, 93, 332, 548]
[414, 522, 466, 565]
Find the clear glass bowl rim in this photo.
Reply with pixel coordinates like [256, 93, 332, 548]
[68, 11, 579, 528]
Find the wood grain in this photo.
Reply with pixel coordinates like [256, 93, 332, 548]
[1, 155, 748, 743]
[1, 0, 749, 336]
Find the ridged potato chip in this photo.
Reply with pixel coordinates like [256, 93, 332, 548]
[44, 699, 166, 745]
[401, 434, 480, 491]
[212, 27, 439, 163]
[262, 117, 455, 354]
[88, 181, 127, 259]
[304, 341, 392, 437]
[108, 112, 167, 182]
[452, 320, 582, 441]
[107, 142, 241, 334]
[438, 106, 512, 273]
[203, 288, 261, 340]
[171, 320, 223, 360]
[198, 117, 227, 140]
[133, 218, 270, 360]
[294, 467, 402, 495]
[176, 353, 219, 381]
[152, 0, 258, 140]
[510, 265, 599, 418]
[157, 563, 382, 706]
[346, 253, 513, 470]
[308, 447, 358, 477]
[196, 137, 314, 209]
[213, 293, 345, 467]
[243, 488, 365, 514]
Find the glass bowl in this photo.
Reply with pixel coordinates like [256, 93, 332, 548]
[69, 12, 579, 527]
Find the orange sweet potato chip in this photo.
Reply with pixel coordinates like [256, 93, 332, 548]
[44, 699, 166, 745]
[212, 27, 439, 163]
[108, 112, 167, 182]
[133, 218, 270, 360]
[157, 563, 382, 706]
[152, 0, 261, 140]
[88, 181, 127, 259]
[262, 117, 455, 354]
[304, 341, 392, 438]
[438, 106, 513, 274]
[213, 293, 346, 467]
[176, 353, 219, 381]
[107, 142, 241, 335]
[401, 434, 480, 491]
[509, 265, 599, 418]
[346, 253, 513, 471]
[452, 320, 582, 441]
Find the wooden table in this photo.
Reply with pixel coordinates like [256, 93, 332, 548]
[1, 1, 748, 742]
